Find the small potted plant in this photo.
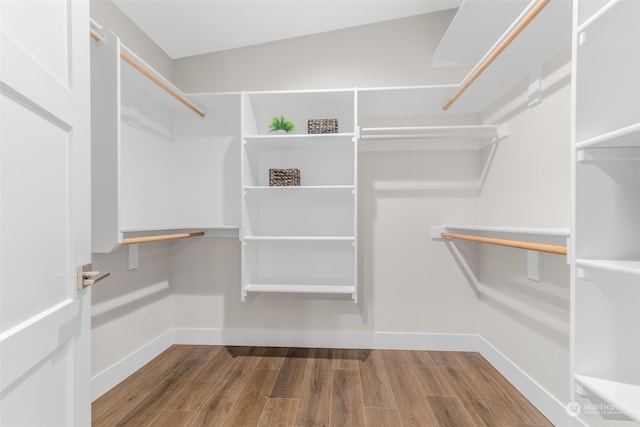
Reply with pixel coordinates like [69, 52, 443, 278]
[268, 116, 295, 134]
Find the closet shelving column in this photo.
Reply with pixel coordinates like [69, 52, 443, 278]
[572, 0, 640, 422]
[240, 90, 358, 301]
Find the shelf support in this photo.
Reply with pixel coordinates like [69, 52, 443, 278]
[528, 67, 543, 108]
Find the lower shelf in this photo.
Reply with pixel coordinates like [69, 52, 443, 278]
[575, 375, 640, 421]
[243, 283, 355, 295]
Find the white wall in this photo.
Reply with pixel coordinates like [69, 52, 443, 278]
[91, 243, 173, 376]
[173, 10, 468, 92]
[475, 48, 572, 401]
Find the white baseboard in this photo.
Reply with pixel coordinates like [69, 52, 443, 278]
[91, 330, 176, 401]
[92, 328, 585, 426]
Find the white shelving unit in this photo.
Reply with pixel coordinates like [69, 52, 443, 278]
[90, 29, 241, 252]
[572, 0, 640, 422]
[240, 90, 358, 301]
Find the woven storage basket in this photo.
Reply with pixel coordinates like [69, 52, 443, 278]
[308, 118, 338, 134]
[269, 168, 300, 186]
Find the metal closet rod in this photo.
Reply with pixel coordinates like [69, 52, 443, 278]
[442, 0, 551, 111]
[441, 232, 567, 255]
[121, 232, 205, 246]
[89, 28, 205, 118]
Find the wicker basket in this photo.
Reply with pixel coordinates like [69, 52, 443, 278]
[269, 168, 300, 186]
[308, 118, 338, 134]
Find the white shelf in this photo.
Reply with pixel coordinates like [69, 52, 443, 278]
[359, 124, 508, 152]
[576, 259, 640, 288]
[575, 375, 640, 421]
[244, 284, 355, 295]
[244, 132, 354, 141]
[244, 185, 354, 192]
[576, 122, 640, 149]
[576, 259, 640, 275]
[575, 0, 640, 142]
[243, 236, 354, 242]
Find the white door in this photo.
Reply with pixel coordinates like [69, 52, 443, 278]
[0, 1, 92, 426]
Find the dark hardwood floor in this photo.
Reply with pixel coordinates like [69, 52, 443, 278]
[92, 345, 553, 427]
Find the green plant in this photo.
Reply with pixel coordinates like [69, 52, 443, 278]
[268, 116, 295, 133]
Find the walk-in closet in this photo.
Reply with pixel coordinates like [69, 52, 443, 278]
[1, 0, 637, 426]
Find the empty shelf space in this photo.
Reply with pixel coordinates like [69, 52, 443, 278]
[575, 375, 640, 421]
[244, 284, 355, 295]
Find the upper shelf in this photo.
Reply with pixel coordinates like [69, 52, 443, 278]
[433, 0, 572, 113]
[119, 44, 205, 121]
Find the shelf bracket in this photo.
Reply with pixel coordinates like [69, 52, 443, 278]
[128, 244, 139, 271]
[526, 250, 541, 282]
[528, 67, 543, 108]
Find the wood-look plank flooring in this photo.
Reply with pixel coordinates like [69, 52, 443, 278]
[92, 345, 553, 427]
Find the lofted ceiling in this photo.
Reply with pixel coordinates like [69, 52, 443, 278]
[112, 0, 463, 59]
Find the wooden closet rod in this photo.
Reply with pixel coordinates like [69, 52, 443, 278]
[121, 231, 205, 246]
[89, 28, 205, 118]
[441, 0, 551, 111]
[441, 232, 567, 255]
